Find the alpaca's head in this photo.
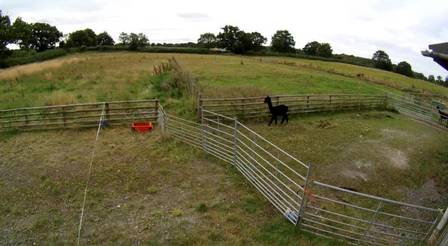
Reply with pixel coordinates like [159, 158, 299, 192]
[264, 96, 271, 104]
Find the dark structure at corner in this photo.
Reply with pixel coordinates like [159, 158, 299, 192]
[422, 42, 448, 71]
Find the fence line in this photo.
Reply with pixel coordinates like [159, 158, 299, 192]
[387, 94, 448, 130]
[0, 99, 159, 132]
[198, 94, 388, 119]
[158, 103, 444, 245]
[199, 93, 448, 131]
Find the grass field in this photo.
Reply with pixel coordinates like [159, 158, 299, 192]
[1, 52, 447, 244]
[0, 128, 337, 245]
[1, 52, 448, 109]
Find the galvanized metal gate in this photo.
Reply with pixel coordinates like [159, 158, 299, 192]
[157, 104, 445, 245]
[300, 181, 442, 245]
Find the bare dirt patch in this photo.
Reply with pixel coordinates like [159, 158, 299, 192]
[341, 169, 369, 182]
[404, 179, 441, 204]
[383, 148, 409, 169]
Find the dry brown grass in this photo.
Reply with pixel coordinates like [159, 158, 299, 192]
[0, 127, 334, 245]
[0, 56, 86, 80]
[44, 91, 77, 106]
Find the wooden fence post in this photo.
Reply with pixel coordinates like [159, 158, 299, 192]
[329, 95, 332, 112]
[105, 103, 110, 121]
[24, 109, 28, 126]
[62, 107, 66, 127]
[154, 100, 158, 118]
[241, 98, 245, 118]
[358, 96, 362, 111]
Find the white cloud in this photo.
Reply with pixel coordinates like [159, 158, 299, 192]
[1, 0, 447, 77]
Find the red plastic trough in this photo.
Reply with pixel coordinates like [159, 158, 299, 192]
[132, 122, 153, 133]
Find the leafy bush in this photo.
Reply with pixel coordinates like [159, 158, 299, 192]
[0, 48, 67, 68]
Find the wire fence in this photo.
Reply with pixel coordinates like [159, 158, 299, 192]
[158, 103, 445, 245]
[0, 99, 159, 132]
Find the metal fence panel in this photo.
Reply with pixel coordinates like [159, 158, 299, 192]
[158, 102, 443, 245]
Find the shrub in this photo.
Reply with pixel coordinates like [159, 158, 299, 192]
[150, 57, 199, 99]
[196, 203, 208, 213]
[0, 48, 67, 68]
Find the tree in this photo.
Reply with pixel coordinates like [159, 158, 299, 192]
[303, 41, 320, 56]
[271, 30, 295, 53]
[216, 25, 265, 54]
[249, 32, 266, 50]
[119, 32, 130, 45]
[217, 25, 241, 51]
[29, 22, 62, 51]
[197, 32, 217, 48]
[11, 17, 32, 49]
[0, 10, 12, 54]
[128, 33, 148, 50]
[413, 72, 427, 81]
[97, 31, 114, 46]
[395, 61, 413, 77]
[372, 50, 393, 71]
[428, 75, 435, 82]
[66, 28, 97, 47]
[232, 31, 253, 54]
[318, 43, 333, 57]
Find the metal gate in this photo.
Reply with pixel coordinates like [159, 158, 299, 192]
[157, 104, 444, 245]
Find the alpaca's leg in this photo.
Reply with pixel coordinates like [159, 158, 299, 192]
[281, 115, 286, 124]
[269, 116, 274, 126]
[274, 116, 278, 125]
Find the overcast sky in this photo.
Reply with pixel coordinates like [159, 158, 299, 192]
[2, 0, 447, 77]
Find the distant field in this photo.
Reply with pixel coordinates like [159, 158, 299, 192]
[1, 52, 448, 109]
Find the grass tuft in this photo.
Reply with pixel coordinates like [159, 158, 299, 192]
[196, 203, 208, 213]
[170, 208, 183, 217]
[44, 91, 76, 106]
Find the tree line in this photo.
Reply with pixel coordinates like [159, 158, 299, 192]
[1, 10, 446, 86]
[197, 25, 447, 85]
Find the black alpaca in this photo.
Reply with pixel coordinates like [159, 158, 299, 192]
[264, 96, 288, 126]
